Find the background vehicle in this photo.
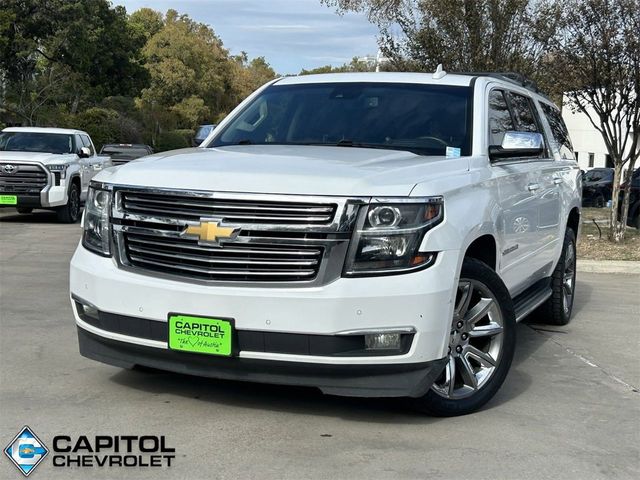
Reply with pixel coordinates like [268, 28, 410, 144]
[0, 127, 111, 222]
[582, 167, 614, 207]
[70, 72, 581, 416]
[620, 168, 640, 229]
[99, 144, 153, 166]
[193, 124, 216, 146]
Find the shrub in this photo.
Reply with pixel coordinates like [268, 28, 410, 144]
[155, 130, 190, 152]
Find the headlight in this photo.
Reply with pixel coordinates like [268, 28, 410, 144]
[46, 164, 67, 178]
[82, 186, 111, 256]
[344, 197, 443, 276]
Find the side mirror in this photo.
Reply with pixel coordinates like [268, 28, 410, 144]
[489, 131, 544, 161]
[78, 146, 91, 158]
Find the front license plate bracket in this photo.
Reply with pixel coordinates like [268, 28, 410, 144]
[167, 314, 234, 356]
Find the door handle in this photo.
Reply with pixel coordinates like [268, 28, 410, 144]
[553, 177, 563, 185]
[527, 183, 540, 192]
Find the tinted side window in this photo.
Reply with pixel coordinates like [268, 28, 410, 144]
[541, 103, 574, 159]
[81, 135, 95, 155]
[74, 135, 83, 153]
[488, 90, 514, 146]
[507, 92, 538, 132]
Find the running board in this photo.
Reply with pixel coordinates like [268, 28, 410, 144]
[513, 278, 553, 322]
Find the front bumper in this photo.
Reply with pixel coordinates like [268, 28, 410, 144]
[78, 327, 447, 397]
[70, 244, 460, 396]
[0, 194, 42, 208]
[0, 184, 68, 208]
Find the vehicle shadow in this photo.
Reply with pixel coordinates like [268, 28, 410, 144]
[0, 209, 66, 224]
[107, 318, 557, 421]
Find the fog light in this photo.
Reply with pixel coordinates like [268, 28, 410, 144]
[365, 333, 401, 350]
[80, 303, 99, 320]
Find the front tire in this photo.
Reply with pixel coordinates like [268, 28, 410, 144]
[411, 258, 516, 416]
[538, 229, 576, 325]
[16, 207, 33, 214]
[56, 182, 81, 223]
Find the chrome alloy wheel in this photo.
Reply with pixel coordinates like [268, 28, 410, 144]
[562, 241, 576, 315]
[431, 279, 504, 399]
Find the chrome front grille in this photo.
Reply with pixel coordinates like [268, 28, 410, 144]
[121, 191, 337, 224]
[0, 163, 48, 193]
[124, 232, 323, 282]
[111, 187, 363, 287]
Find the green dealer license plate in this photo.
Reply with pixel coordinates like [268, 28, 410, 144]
[0, 195, 17, 205]
[168, 314, 233, 356]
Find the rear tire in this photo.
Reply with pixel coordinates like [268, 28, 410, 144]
[56, 182, 81, 223]
[594, 194, 605, 208]
[538, 229, 576, 325]
[410, 258, 516, 416]
[16, 207, 33, 214]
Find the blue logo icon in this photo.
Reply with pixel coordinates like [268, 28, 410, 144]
[4, 426, 48, 477]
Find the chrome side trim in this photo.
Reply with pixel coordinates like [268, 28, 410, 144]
[335, 327, 417, 336]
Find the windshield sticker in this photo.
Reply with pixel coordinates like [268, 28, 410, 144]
[446, 146, 461, 158]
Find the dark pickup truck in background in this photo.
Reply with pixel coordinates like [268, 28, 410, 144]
[99, 144, 153, 166]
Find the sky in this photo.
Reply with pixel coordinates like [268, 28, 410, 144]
[114, 0, 380, 75]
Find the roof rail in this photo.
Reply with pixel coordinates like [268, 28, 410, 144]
[453, 71, 549, 99]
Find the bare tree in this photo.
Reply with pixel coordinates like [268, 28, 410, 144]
[555, 0, 639, 242]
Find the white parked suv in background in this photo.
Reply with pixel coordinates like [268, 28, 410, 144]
[69, 72, 581, 415]
[0, 127, 110, 222]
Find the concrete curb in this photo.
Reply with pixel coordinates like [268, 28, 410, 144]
[577, 259, 640, 274]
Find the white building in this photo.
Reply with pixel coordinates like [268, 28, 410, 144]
[561, 94, 614, 171]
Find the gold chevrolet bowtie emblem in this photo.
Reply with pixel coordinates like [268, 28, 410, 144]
[182, 219, 241, 246]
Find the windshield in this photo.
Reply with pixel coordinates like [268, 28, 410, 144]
[583, 169, 612, 182]
[0, 132, 74, 154]
[210, 82, 471, 156]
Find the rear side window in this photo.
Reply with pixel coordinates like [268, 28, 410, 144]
[541, 103, 574, 159]
[488, 90, 514, 146]
[506, 92, 539, 132]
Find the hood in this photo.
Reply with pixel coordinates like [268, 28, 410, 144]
[0, 151, 77, 165]
[95, 145, 459, 197]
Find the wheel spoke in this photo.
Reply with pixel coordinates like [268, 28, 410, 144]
[459, 355, 478, 389]
[464, 297, 493, 325]
[563, 278, 573, 295]
[455, 281, 473, 318]
[469, 322, 503, 338]
[465, 345, 497, 368]
[447, 356, 456, 397]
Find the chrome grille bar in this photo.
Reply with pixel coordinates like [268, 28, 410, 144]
[121, 191, 337, 224]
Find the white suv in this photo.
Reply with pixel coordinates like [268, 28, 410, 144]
[69, 72, 581, 415]
[0, 127, 110, 222]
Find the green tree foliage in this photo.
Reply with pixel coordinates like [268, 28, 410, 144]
[128, 8, 164, 41]
[0, 3, 277, 150]
[299, 57, 376, 75]
[1, 0, 148, 118]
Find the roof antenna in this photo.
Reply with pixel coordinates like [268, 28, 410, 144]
[432, 64, 446, 80]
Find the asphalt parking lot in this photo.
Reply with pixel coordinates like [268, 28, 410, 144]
[1, 208, 639, 480]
